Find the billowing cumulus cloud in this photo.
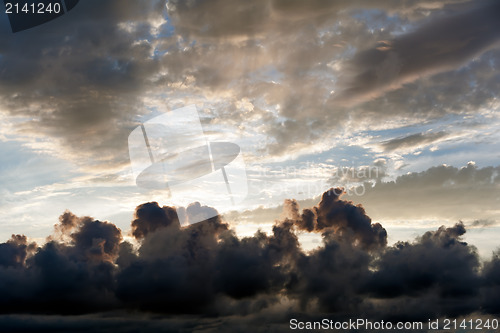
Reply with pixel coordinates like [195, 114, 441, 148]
[283, 189, 387, 250]
[366, 223, 481, 320]
[0, 215, 122, 314]
[130, 202, 180, 239]
[0, 189, 499, 331]
[0, 234, 36, 268]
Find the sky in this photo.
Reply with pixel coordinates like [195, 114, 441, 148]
[1, 0, 500, 331]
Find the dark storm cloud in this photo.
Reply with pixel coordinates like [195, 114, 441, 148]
[0, 234, 36, 268]
[337, 0, 500, 105]
[283, 189, 387, 250]
[1, 188, 500, 332]
[0, 215, 122, 314]
[366, 223, 481, 320]
[130, 202, 180, 239]
[70, 216, 122, 262]
[482, 255, 500, 314]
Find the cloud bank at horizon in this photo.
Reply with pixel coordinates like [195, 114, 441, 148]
[0, 189, 499, 331]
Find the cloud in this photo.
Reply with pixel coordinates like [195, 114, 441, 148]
[0, 234, 36, 268]
[1, 1, 500, 328]
[0, 1, 168, 168]
[0, 0, 498, 178]
[0, 189, 499, 331]
[366, 223, 481, 320]
[166, 0, 461, 39]
[336, 0, 500, 105]
[130, 202, 180, 239]
[380, 131, 448, 152]
[482, 255, 500, 314]
[468, 219, 497, 228]
[173, 0, 500, 160]
[0, 219, 122, 314]
[3, 0, 493, 168]
[345, 162, 500, 222]
[282, 189, 387, 250]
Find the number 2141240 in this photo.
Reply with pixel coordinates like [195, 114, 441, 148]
[5, 2, 62, 14]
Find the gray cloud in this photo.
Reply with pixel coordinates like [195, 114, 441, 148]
[468, 219, 496, 228]
[381, 131, 448, 152]
[345, 163, 500, 222]
[130, 202, 180, 239]
[283, 188, 387, 250]
[1, 0, 498, 165]
[0, 1, 167, 168]
[240, 162, 500, 229]
[0, 189, 499, 332]
[166, 0, 462, 39]
[336, 0, 500, 105]
[366, 223, 481, 321]
[0, 234, 36, 268]
[2, 2, 500, 330]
